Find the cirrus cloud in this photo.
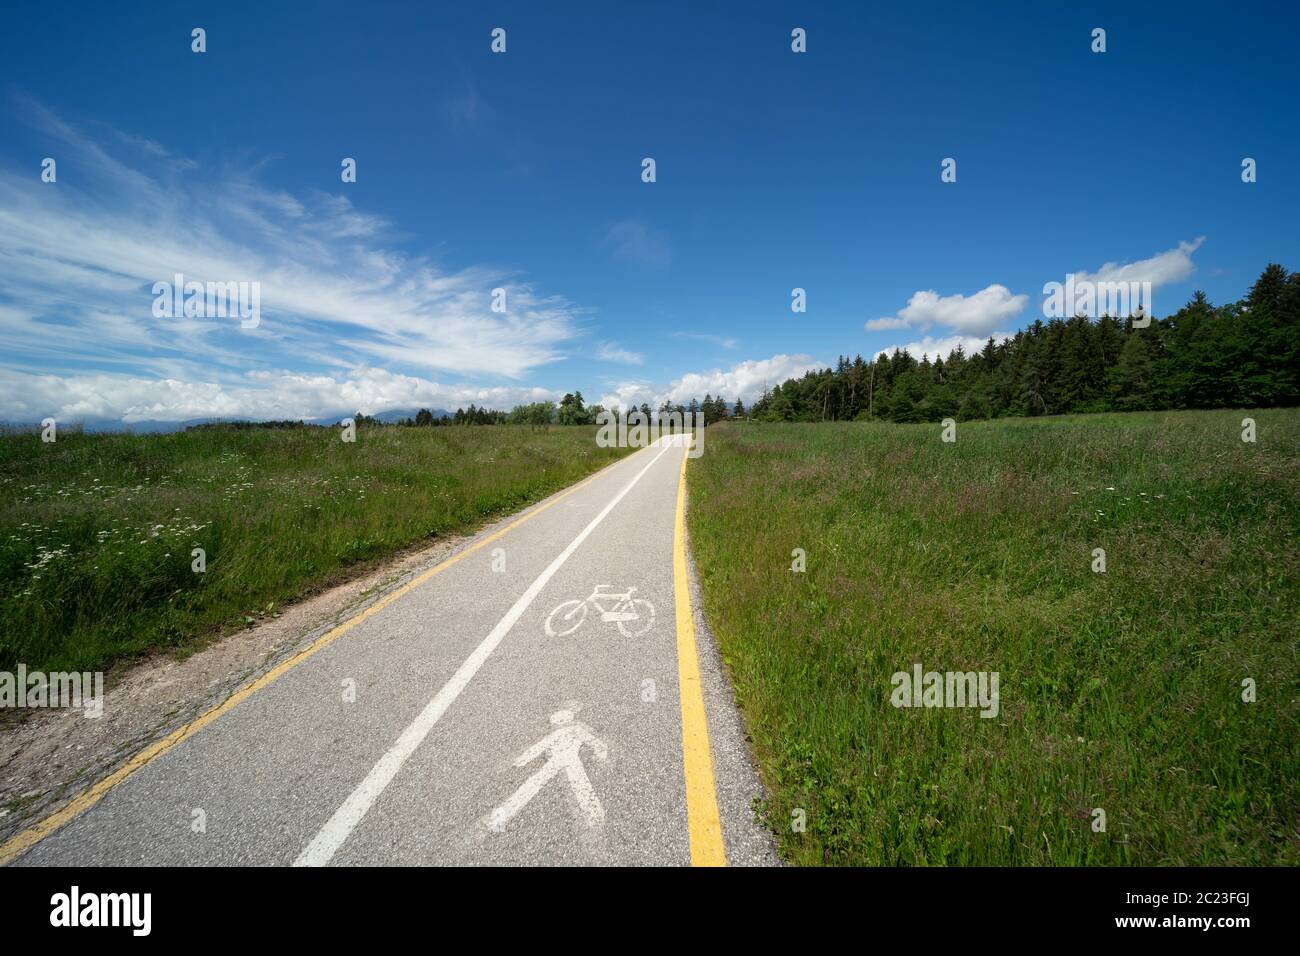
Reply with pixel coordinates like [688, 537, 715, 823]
[595, 341, 644, 365]
[603, 218, 672, 268]
[0, 95, 586, 392]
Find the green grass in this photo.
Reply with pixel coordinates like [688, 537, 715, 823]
[0, 425, 633, 675]
[687, 409, 1299, 865]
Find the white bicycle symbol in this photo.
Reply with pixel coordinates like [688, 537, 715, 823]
[544, 586, 655, 638]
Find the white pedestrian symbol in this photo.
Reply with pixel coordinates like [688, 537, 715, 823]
[487, 708, 608, 832]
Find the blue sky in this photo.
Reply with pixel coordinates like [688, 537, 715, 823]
[1, 0, 1297, 422]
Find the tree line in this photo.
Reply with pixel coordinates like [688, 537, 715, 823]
[388, 392, 599, 427]
[337, 262, 1298, 432]
[747, 262, 1300, 423]
[388, 391, 746, 428]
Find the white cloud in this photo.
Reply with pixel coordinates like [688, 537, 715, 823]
[863, 239, 1206, 348]
[863, 316, 911, 331]
[440, 82, 490, 128]
[0, 367, 563, 423]
[664, 355, 821, 404]
[597, 381, 657, 413]
[111, 130, 199, 170]
[0, 98, 584, 389]
[595, 342, 644, 365]
[868, 284, 1028, 336]
[876, 333, 1011, 363]
[1071, 237, 1205, 289]
[598, 354, 821, 411]
[670, 331, 739, 349]
[604, 219, 671, 268]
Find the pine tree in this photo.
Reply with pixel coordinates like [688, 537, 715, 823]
[1111, 329, 1156, 410]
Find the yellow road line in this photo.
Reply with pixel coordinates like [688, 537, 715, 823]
[672, 448, 727, 866]
[0, 455, 629, 867]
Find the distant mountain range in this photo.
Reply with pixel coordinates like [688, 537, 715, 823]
[1, 408, 456, 434]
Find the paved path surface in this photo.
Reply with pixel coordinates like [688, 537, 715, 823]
[7, 437, 777, 866]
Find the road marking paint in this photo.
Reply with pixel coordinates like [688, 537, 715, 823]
[0, 451, 642, 867]
[673, 448, 727, 866]
[487, 707, 608, 832]
[543, 586, 655, 638]
[294, 441, 674, 866]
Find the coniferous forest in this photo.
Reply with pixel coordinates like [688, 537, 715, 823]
[746, 263, 1300, 423]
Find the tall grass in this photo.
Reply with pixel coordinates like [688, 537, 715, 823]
[0, 425, 632, 674]
[688, 409, 1299, 865]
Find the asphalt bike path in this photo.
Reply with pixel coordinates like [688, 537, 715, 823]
[7, 436, 775, 866]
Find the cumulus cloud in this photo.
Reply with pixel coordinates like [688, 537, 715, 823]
[0, 96, 584, 395]
[865, 239, 1206, 358]
[867, 284, 1028, 336]
[597, 381, 657, 413]
[598, 354, 821, 411]
[17, 341, 1030, 423]
[0, 367, 563, 424]
[1070, 237, 1205, 289]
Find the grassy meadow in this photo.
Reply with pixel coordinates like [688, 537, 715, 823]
[0, 424, 633, 676]
[688, 410, 1299, 865]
